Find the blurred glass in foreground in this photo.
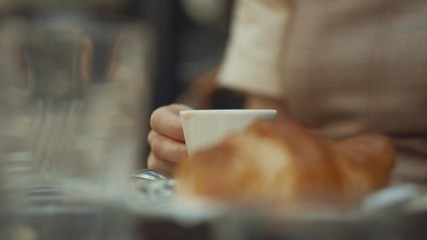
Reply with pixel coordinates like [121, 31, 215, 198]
[0, 1, 152, 239]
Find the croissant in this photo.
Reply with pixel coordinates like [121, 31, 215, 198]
[176, 118, 395, 213]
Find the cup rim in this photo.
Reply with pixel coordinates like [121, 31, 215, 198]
[179, 109, 277, 116]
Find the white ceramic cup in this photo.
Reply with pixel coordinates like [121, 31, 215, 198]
[180, 109, 277, 155]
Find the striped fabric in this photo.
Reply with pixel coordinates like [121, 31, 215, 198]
[281, 0, 427, 187]
[219, 0, 427, 187]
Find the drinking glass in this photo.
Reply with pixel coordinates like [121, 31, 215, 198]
[0, 11, 152, 240]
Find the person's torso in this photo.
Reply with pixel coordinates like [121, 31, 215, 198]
[281, 0, 427, 186]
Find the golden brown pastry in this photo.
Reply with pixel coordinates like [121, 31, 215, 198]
[176, 118, 395, 213]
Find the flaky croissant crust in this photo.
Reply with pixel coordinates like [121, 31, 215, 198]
[176, 118, 395, 212]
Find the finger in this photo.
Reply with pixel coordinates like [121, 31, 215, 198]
[147, 130, 188, 164]
[150, 104, 192, 141]
[147, 152, 176, 177]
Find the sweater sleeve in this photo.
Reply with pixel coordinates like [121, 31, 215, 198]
[218, 0, 290, 98]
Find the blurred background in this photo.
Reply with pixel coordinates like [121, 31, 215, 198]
[0, 1, 239, 239]
[0, 0, 241, 168]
